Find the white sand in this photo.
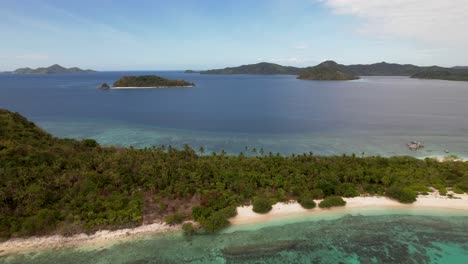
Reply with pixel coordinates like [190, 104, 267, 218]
[0, 221, 179, 255]
[229, 192, 468, 225]
[1, 192, 467, 255]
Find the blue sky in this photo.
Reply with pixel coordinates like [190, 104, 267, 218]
[1, 0, 467, 70]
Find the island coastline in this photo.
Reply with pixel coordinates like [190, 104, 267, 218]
[1, 191, 466, 256]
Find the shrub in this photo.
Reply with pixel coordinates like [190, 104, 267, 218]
[82, 139, 98, 147]
[182, 222, 195, 236]
[202, 210, 230, 232]
[252, 197, 272, 214]
[337, 183, 360, 197]
[164, 212, 186, 225]
[453, 188, 465, 194]
[318, 196, 346, 208]
[385, 186, 417, 203]
[298, 194, 316, 209]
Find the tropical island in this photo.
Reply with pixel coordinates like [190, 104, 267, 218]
[0, 109, 467, 251]
[3, 64, 95, 74]
[200, 62, 302, 75]
[112, 75, 195, 89]
[297, 61, 359, 80]
[184, 70, 199, 74]
[200, 61, 468, 81]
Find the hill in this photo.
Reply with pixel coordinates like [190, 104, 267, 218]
[298, 61, 359, 80]
[113, 75, 194, 88]
[201, 61, 468, 81]
[411, 69, 468, 81]
[200, 62, 302, 75]
[8, 64, 95, 74]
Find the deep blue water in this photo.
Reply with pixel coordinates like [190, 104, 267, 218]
[1, 72, 468, 157]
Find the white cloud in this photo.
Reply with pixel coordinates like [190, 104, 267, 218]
[15, 54, 49, 60]
[321, 0, 468, 47]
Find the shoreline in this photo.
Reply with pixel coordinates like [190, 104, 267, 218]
[112, 85, 194, 89]
[1, 191, 467, 256]
[0, 222, 179, 256]
[229, 192, 468, 226]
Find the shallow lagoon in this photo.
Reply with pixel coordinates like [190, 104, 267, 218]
[2, 209, 467, 263]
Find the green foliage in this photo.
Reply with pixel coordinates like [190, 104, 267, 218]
[252, 197, 272, 214]
[453, 188, 464, 194]
[385, 186, 417, 203]
[82, 139, 98, 148]
[164, 212, 187, 225]
[113, 75, 194, 87]
[318, 196, 347, 208]
[182, 222, 195, 236]
[1, 109, 468, 237]
[310, 189, 324, 199]
[298, 194, 316, 209]
[337, 183, 360, 197]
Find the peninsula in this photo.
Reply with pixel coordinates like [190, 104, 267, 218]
[201, 61, 468, 81]
[0, 109, 467, 243]
[4, 64, 95, 74]
[112, 75, 195, 89]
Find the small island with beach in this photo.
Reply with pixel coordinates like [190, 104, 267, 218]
[112, 75, 195, 89]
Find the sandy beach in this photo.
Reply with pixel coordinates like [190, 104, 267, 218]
[1, 191, 467, 256]
[230, 191, 468, 225]
[0, 222, 179, 256]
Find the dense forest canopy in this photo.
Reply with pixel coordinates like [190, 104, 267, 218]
[113, 75, 194, 87]
[0, 109, 467, 238]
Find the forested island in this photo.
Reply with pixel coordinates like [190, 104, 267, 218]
[411, 70, 468, 81]
[297, 61, 359, 80]
[113, 75, 194, 88]
[3, 64, 95, 74]
[200, 62, 302, 75]
[1, 109, 467, 238]
[201, 61, 468, 81]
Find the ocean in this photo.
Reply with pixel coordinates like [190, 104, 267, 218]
[1, 73, 468, 262]
[1, 72, 468, 158]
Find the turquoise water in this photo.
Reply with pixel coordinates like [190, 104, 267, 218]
[2, 210, 467, 263]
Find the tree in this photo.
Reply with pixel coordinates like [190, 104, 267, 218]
[319, 196, 346, 208]
[298, 194, 316, 209]
[252, 197, 272, 214]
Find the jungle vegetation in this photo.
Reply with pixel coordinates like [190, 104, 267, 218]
[113, 75, 194, 87]
[1, 109, 467, 238]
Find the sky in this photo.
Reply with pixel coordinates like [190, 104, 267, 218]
[1, 0, 467, 71]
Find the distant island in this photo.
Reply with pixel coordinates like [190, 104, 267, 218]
[184, 70, 199, 74]
[4, 64, 96, 74]
[201, 61, 468, 81]
[298, 61, 359, 80]
[113, 75, 195, 88]
[200, 62, 302, 75]
[411, 69, 468, 82]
